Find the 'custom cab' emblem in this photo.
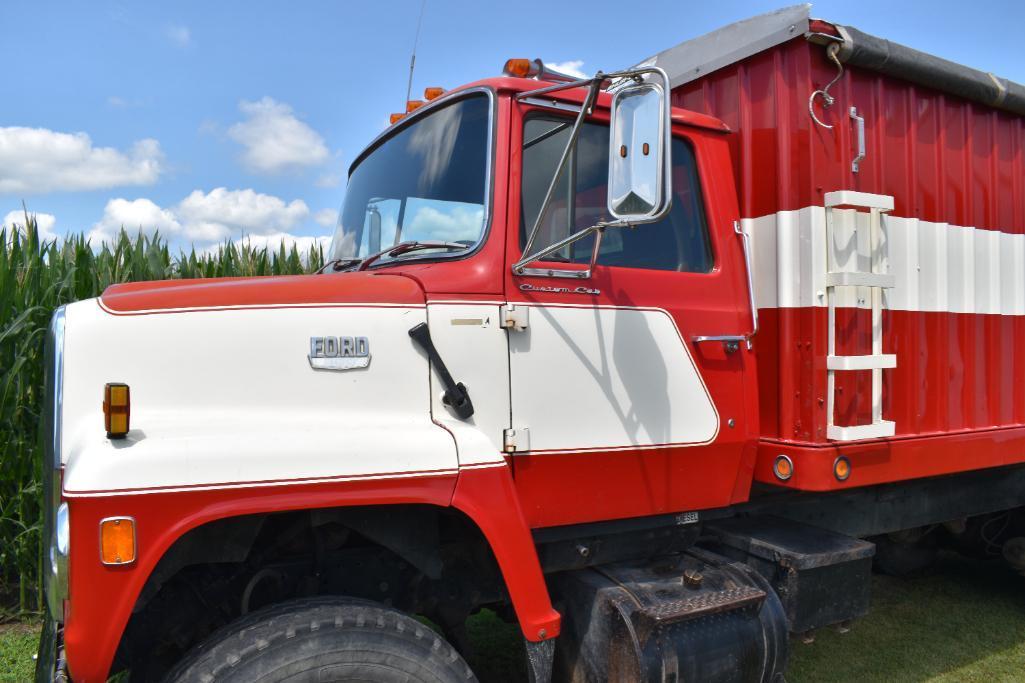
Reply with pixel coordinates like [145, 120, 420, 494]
[309, 336, 371, 371]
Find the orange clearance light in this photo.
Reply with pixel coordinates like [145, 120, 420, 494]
[389, 113, 405, 125]
[424, 87, 445, 101]
[406, 99, 425, 113]
[503, 58, 539, 78]
[100, 517, 136, 565]
[773, 454, 794, 481]
[103, 382, 130, 439]
[834, 456, 852, 481]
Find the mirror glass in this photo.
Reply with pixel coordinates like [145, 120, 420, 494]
[607, 83, 668, 222]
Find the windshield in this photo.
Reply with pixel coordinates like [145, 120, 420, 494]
[329, 93, 491, 262]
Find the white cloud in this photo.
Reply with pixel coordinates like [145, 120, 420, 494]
[314, 208, 337, 228]
[3, 209, 57, 241]
[224, 232, 331, 257]
[315, 172, 342, 188]
[88, 198, 181, 245]
[107, 95, 146, 109]
[166, 24, 191, 48]
[0, 127, 163, 194]
[176, 187, 310, 242]
[84, 188, 328, 250]
[547, 60, 588, 79]
[228, 97, 329, 174]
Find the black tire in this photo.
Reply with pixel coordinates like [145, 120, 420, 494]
[164, 597, 478, 683]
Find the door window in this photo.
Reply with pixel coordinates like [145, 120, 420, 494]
[520, 115, 713, 273]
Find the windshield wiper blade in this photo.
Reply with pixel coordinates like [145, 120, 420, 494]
[357, 241, 469, 271]
[316, 257, 363, 274]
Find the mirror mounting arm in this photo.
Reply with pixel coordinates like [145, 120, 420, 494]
[515, 75, 606, 275]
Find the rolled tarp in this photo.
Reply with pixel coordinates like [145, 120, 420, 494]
[835, 24, 1025, 117]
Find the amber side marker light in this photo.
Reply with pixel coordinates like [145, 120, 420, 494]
[834, 456, 852, 481]
[100, 517, 136, 565]
[773, 454, 794, 481]
[103, 382, 130, 439]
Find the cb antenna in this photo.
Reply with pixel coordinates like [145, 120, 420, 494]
[405, 0, 428, 105]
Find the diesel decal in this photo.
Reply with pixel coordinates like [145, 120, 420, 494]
[308, 336, 371, 371]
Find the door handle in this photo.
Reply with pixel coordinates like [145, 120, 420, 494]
[850, 106, 865, 173]
[692, 335, 745, 354]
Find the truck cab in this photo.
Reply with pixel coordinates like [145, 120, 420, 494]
[328, 74, 759, 528]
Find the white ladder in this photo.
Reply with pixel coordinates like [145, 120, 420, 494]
[824, 191, 896, 441]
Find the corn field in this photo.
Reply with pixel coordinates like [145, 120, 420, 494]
[0, 213, 324, 618]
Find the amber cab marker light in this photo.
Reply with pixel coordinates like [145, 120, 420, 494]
[100, 517, 136, 565]
[103, 382, 130, 439]
[773, 454, 794, 481]
[834, 456, 852, 481]
[389, 113, 405, 125]
[424, 87, 445, 101]
[406, 99, 425, 113]
[503, 58, 539, 79]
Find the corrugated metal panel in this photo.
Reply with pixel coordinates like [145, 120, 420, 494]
[675, 36, 1025, 444]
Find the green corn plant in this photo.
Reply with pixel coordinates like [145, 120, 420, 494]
[0, 213, 326, 618]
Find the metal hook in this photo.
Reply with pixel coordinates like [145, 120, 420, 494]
[809, 43, 844, 129]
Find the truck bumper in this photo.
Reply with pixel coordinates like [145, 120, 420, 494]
[35, 615, 69, 683]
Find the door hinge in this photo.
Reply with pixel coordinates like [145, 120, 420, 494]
[503, 427, 530, 453]
[500, 304, 529, 331]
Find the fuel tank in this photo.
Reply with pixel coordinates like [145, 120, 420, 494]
[552, 548, 788, 683]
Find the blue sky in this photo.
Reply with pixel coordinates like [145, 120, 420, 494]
[3, 0, 1023, 252]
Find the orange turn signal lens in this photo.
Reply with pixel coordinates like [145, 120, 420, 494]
[773, 454, 794, 481]
[834, 456, 852, 481]
[389, 113, 405, 124]
[424, 87, 445, 101]
[406, 99, 425, 113]
[103, 383, 130, 439]
[100, 517, 136, 565]
[503, 58, 538, 78]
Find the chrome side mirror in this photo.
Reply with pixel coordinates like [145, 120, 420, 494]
[607, 72, 672, 223]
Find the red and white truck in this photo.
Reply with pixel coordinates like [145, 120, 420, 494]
[38, 5, 1025, 682]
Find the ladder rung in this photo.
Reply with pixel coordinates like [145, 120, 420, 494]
[828, 421, 896, 441]
[827, 354, 897, 371]
[826, 271, 895, 288]
[824, 191, 894, 211]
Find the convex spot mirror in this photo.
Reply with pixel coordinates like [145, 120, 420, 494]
[607, 76, 672, 223]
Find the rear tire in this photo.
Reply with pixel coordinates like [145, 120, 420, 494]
[163, 597, 477, 683]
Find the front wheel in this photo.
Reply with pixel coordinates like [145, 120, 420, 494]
[164, 597, 477, 683]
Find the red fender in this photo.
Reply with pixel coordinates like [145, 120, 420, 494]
[451, 464, 562, 641]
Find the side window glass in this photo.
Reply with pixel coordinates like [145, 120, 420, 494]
[520, 115, 713, 273]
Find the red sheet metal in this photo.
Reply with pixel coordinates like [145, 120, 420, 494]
[674, 35, 1025, 451]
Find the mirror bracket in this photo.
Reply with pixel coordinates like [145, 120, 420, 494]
[512, 66, 671, 280]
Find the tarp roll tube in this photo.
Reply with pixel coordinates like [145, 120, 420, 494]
[836, 25, 1025, 117]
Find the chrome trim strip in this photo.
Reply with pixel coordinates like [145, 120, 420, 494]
[49, 306, 65, 470]
[42, 306, 66, 622]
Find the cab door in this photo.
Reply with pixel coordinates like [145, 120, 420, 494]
[505, 110, 757, 528]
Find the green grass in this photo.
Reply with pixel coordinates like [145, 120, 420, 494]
[0, 623, 39, 682]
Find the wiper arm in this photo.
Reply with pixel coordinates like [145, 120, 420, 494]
[316, 257, 363, 274]
[357, 241, 469, 271]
